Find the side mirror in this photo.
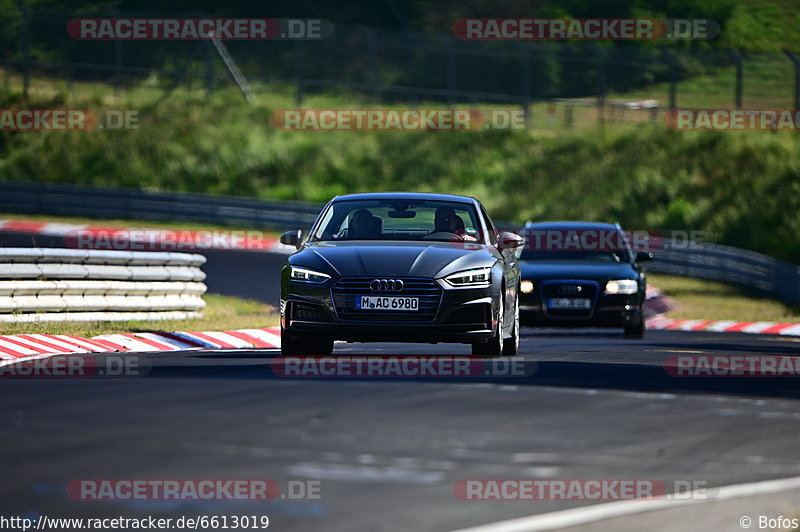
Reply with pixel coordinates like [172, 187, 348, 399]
[280, 229, 303, 250]
[497, 231, 525, 251]
[635, 251, 653, 263]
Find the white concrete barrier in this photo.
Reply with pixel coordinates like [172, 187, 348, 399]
[0, 248, 207, 322]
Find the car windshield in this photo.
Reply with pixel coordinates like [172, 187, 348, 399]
[308, 199, 484, 243]
[518, 227, 633, 263]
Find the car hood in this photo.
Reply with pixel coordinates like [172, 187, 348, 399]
[519, 260, 638, 281]
[291, 241, 497, 278]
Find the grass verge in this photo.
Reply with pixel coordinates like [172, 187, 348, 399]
[650, 273, 800, 323]
[0, 294, 278, 337]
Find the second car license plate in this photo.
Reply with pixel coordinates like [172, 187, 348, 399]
[357, 296, 419, 311]
[548, 298, 591, 310]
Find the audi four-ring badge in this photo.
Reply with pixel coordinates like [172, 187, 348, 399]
[370, 279, 404, 292]
[279, 192, 524, 356]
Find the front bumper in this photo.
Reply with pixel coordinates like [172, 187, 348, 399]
[519, 282, 644, 328]
[281, 277, 496, 343]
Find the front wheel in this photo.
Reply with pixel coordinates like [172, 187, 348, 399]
[502, 295, 519, 356]
[623, 316, 645, 339]
[472, 294, 504, 358]
[281, 328, 334, 355]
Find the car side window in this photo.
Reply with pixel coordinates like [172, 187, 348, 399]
[480, 206, 498, 246]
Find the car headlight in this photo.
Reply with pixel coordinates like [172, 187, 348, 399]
[605, 279, 638, 295]
[443, 267, 492, 287]
[520, 280, 534, 293]
[290, 266, 331, 283]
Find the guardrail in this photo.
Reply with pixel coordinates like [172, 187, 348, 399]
[0, 248, 207, 322]
[0, 180, 323, 230]
[647, 241, 800, 306]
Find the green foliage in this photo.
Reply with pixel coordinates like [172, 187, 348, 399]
[1, 85, 798, 263]
[720, 0, 800, 51]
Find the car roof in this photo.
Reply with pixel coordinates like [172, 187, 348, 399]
[523, 220, 621, 230]
[332, 192, 477, 204]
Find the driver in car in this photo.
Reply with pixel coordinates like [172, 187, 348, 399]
[433, 206, 468, 240]
[348, 208, 379, 239]
[434, 207, 458, 232]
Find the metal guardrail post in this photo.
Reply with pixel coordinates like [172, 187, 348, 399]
[514, 42, 532, 126]
[663, 49, 678, 111]
[205, 40, 215, 97]
[358, 25, 381, 100]
[16, 1, 30, 100]
[728, 49, 743, 109]
[293, 39, 304, 106]
[783, 50, 800, 111]
[113, 9, 123, 96]
[593, 45, 607, 125]
[439, 35, 457, 107]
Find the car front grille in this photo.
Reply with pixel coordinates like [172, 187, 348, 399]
[331, 277, 442, 322]
[541, 280, 598, 317]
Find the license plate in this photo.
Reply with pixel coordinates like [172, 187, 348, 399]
[548, 298, 591, 310]
[356, 296, 419, 311]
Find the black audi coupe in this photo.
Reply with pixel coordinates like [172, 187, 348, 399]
[279, 192, 524, 356]
[517, 221, 653, 338]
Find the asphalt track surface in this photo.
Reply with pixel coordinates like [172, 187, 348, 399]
[2, 328, 800, 531]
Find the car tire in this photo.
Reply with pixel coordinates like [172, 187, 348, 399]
[281, 328, 334, 355]
[624, 316, 645, 339]
[472, 294, 504, 358]
[502, 295, 519, 356]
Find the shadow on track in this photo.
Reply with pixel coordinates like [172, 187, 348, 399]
[134, 349, 800, 400]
